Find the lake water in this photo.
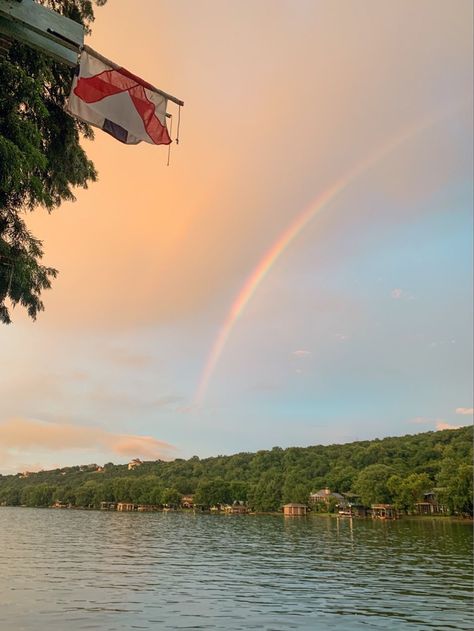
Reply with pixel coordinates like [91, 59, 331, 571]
[0, 508, 472, 630]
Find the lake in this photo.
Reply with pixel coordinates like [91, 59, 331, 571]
[0, 508, 472, 630]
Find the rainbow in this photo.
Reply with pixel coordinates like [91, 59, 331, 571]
[194, 108, 461, 406]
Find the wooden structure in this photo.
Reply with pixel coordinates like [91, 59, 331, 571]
[371, 504, 397, 520]
[100, 502, 116, 511]
[415, 491, 443, 515]
[0, 0, 83, 66]
[224, 502, 249, 515]
[343, 504, 367, 518]
[181, 495, 194, 509]
[283, 503, 307, 516]
[117, 502, 136, 512]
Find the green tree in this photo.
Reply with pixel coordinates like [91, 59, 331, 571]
[354, 464, 394, 506]
[162, 487, 181, 508]
[388, 473, 431, 513]
[248, 471, 283, 512]
[113, 477, 134, 502]
[229, 481, 249, 503]
[21, 483, 56, 507]
[437, 460, 473, 516]
[0, 0, 106, 323]
[75, 480, 102, 507]
[326, 465, 357, 493]
[194, 479, 232, 508]
[281, 470, 310, 505]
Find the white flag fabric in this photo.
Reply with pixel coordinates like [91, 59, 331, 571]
[66, 50, 171, 145]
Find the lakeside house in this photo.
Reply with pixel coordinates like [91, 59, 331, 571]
[371, 504, 398, 520]
[415, 491, 445, 515]
[309, 488, 347, 508]
[283, 503, 307, 516]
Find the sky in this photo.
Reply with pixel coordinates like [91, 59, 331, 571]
[0, 0, 472, 474]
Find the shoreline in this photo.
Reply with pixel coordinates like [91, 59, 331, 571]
[2, 505, 472, 523]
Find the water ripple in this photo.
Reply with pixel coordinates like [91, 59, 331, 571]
[0, 508, 472, 630]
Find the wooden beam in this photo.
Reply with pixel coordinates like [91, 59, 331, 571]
[0, 14, 78, 66]
[0, 0, 83, 51]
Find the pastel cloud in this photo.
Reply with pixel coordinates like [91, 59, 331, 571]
[436, 421, 462, 431]
[0, 418, 176, 461]
[292, 350, 311, 357]
[456, 407, 473, 415]
[391, 288, 403, 299]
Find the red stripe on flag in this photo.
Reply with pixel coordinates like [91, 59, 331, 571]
[74, 70, 135, 102]
[129, 85, 171, 145]
[74, 69, 171, 145]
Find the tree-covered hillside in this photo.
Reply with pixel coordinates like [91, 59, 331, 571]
[0, 427, 472, 515]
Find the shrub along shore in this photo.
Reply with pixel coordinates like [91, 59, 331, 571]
[0, 426, 472, 516]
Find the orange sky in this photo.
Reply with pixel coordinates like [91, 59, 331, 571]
[26, 0, 472, 329]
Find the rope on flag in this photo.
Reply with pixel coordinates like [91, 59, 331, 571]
[66, 46, 184, 146]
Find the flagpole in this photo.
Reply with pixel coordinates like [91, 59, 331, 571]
[82, 44, 184, 107]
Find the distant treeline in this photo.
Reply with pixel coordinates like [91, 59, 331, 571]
[0, 427, 472, 515]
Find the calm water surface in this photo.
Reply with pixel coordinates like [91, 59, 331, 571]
[0, 508, 472, 630]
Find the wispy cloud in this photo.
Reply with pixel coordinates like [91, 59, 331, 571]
[0, 418, 176, 462]
[292, 350, 311, 357]
[456, 407, 473, 415]
[103, 348, 153, 368]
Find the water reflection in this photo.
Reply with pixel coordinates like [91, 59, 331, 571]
[0, 508, 472, 630]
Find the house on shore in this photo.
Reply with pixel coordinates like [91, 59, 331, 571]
[415, 491, 445, 515]
[309, 488, 347, 508]
[371, 504, 398, 520]
[283, 503, 307, 516]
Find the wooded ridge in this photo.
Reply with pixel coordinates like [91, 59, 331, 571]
[0, 426, 472, 515]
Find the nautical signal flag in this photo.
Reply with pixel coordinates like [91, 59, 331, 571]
[66, 48, 172, 145]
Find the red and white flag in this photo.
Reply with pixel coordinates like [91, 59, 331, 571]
[66, 49, 171, 145]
